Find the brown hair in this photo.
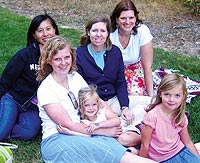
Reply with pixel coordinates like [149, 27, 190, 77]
[147, 73, 187, 126]
[80, 14, 112, 51]
[110, 0, 142, 34]
[36, 35, 76, 81]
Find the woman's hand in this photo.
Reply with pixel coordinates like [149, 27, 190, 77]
[57, 124, 71, 134]
[121, 108, 135, 125]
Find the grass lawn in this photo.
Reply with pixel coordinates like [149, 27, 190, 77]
[0, 7, 199, 163]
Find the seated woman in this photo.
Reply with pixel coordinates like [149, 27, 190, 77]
[36, 35, 157, 163]
[110, 0, 154, 97]
[0, 14, 59, 141]
[76, 14, 151, 147]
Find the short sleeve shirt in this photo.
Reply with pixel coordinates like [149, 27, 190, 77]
[142, 105, 188, 162]
[37, 72, 88, 139]
[110, 24, 153, 65]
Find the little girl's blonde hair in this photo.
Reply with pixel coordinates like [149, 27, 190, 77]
[78, 85, 102, 119]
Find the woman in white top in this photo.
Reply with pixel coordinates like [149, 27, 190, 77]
[36, 35, 157, 163]
[110, 0, 154, 98]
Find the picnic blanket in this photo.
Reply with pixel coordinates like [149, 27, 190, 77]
[153, 67, 200, 104]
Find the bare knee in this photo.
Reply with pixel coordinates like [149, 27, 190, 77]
[118, 132, 141, 147]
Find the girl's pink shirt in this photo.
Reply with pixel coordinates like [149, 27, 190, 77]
[142, 105, 188, 162]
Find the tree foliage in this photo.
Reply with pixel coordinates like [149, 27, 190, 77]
[179, 0, 200, 15]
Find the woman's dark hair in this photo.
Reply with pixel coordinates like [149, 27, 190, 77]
[110, 0, 142, 34]
[26, 14, 59, 46]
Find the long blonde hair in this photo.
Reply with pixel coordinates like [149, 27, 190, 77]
[36, 35, 77, 81]
[147, 73, 187, 126]
[78, 86, 102, 119]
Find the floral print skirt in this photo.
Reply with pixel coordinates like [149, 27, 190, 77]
[124, 60, 146, 96]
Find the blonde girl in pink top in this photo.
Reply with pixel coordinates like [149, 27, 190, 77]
[139, 73, 200, 162]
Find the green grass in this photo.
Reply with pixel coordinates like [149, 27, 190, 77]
[0, 6, 199, 163]
[153, 48, 200, 143]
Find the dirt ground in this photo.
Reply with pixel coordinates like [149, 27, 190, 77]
[0, 0, 199, 57]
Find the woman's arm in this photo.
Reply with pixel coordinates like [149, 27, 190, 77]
[44, 102, 122, 137]
[86, 106, 121, 133]
[140, 41, 154, 97]
[0, 52, 26, 98]
[57, 125, 90, 137]
[139, 124, 153, 157]
[44, 103, 89, 134]
[180, 127, 200, 158]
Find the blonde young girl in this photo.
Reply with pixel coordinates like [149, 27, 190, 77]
[58, 85, 121, 135]
[78, 86, 121, 133]
[139, 73, 200, 162]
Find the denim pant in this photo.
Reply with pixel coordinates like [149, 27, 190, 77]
[160, 146, 200, 163]
[0, 93, 41, 141]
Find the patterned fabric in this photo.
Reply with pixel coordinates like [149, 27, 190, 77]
[153, 67, 200, 104]
[124, 60, 147, 96]
[125, 65, 200, 104]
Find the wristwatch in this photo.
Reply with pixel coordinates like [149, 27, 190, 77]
[121, 106, 129, 110]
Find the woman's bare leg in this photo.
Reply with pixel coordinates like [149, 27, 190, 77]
[118, 132, 141, 147]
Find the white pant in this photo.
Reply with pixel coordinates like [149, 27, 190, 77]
[106, 95, 152, 133]
[106, 95, 152, 116]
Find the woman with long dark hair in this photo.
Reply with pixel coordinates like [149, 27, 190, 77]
[0, 14, 59, 141]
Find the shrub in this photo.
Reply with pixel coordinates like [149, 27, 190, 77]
[179, 0, 200, 15]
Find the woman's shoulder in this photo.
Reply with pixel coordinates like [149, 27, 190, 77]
[110, 29, 118, 38]
[109, 44, 121, 53]
[7, 43, 39, 65]
[137, 24, 151, 31]
[14, 43, 39, 59]
[69, 72, 88, 85]
[38, 74, 52, 88]
[37, 75, 54, 96]
[76, 46, 88, 57]
[69, 71, 83, 79]
[135, 24, 153, 43]
[76, 46, 87, 52]
[107, 45, 123, 60]
[18, 43, 39, 53]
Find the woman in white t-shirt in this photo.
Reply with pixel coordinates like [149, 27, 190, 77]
[110, 0, 154, 98]
[36, 35, 157, 163]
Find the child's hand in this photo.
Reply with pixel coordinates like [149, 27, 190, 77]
[87, 123, 100, 133]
